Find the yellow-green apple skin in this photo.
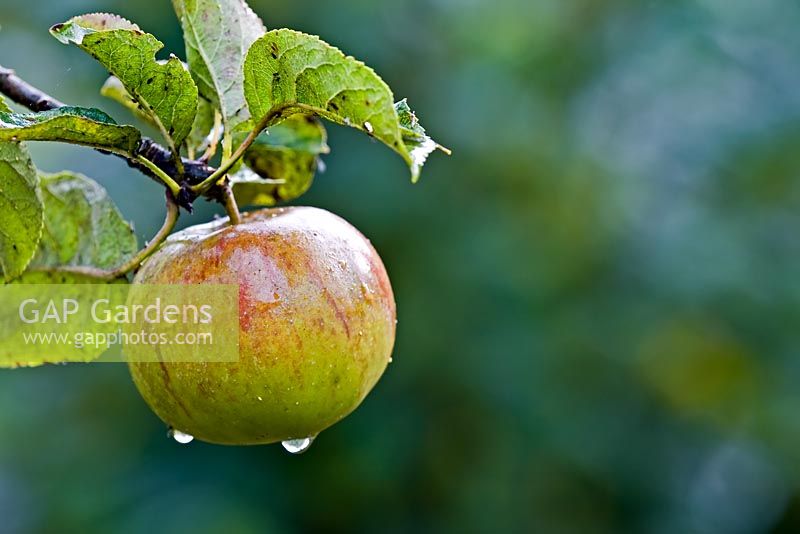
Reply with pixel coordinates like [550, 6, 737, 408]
[128, 207, 396, 445]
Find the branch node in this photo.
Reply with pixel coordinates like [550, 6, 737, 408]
[177, 184, 197, 213]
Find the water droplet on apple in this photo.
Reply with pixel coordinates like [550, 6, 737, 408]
[168, 428, 194, 444]
[360, 283, 375, 301]
[282, 436, 315, 454]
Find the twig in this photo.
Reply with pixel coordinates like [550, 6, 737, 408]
[0, 67, 65, 111]
[0, 65, 216, 200]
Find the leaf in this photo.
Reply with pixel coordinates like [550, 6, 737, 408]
[102, 74, 215, 157]
[0, 106, 142, 155]
[51, 13, 199, 151]
[0, 96, 11, 114]
[232, 114, 328, 206]
[100, 75, 155, 126]
[395, 99, 451, 177]
[243, 29, 447, 182]
[50, 12, 141, 36]
[0, 142, 43, 282]
[251, 114, 329, 155]
[172, 0, 266, 157]
[18, 171, 137, 282]
[229, 168, 281, 206]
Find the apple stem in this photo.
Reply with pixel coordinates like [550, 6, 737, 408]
[30, 192, 180, 281]
[221, 182, 242, 225]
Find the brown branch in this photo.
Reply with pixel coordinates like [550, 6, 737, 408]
[0, 65, 216, 209]
[0, 67, 65, 111]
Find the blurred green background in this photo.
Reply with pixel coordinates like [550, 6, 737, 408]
[2, 0, 800, 532]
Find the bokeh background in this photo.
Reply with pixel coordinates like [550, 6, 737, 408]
[1, 0, 800, 532]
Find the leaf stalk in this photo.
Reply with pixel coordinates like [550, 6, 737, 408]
[32, 192, 180, 281]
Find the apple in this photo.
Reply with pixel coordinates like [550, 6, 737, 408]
[127, 207, 396, 445]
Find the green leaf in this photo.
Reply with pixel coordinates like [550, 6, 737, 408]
[100, 75, 155, 127]
[102, 74, 215, 158]
[51, 13, 199, 152]
[232, 115, 328, 206]
[0, 95, 11, 114]
[229, 168, 282, 206]
[0, 106, 142, 155]
[172, 0, 266, 157]
[395, 99, 450, 177]
[0, 142, 43, 282]
[243, 29, 447, 182]
[18, 171, 137, 282]
[251, 114, 329, 155]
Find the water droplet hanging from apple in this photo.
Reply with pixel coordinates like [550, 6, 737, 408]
[168, 428, 194, 444]
[282, 436, 315, 454]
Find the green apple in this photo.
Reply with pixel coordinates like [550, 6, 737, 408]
[127, 207, 396, 445]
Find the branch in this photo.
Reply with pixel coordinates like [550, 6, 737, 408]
[0, 65, 215, 208]
[0, 66, 65, 111]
